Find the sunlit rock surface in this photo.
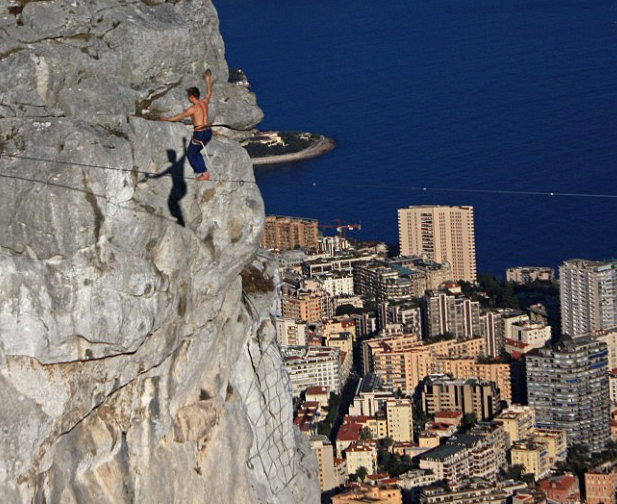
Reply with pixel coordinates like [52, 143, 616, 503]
[0, 0, 319, 502]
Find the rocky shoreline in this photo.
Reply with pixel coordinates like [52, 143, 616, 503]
[249, 135, 336, 165]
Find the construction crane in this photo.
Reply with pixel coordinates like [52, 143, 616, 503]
[318, 219, 362, 240]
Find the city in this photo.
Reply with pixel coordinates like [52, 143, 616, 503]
[264, 207, 617, 504]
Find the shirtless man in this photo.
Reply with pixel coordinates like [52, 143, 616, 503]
[161, 70, 213, 181]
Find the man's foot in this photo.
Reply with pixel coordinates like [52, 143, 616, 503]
[195, 172, 210, 181]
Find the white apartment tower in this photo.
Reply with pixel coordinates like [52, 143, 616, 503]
[398, 205, 477, 283]
[560, 259, 617, 337]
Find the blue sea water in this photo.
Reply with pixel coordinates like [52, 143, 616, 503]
[214, 0, 617, 276]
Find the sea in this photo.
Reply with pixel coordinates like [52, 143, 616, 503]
[214, 0, 617, 277]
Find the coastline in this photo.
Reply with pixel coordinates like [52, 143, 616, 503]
[250, 135, 336, 166]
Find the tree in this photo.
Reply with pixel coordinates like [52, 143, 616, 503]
[555, 444, 590, 477]
[355, 466, 369, 482]
[500, 464, 526, 481]
[462, 412, 477, 428]
[377, 445, 415, 477]
[359, 426, 373, 441]
[335, 303, 361, 316]
[412, 405, 430, 432]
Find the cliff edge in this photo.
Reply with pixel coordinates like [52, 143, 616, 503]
[0, 0, 319, 502]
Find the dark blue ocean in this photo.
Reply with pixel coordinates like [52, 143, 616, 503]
[215, 0, 617, 276]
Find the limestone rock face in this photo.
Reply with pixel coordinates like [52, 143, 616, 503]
[0, 1, 319, 502]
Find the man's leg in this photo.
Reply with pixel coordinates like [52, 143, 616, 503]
[187, 141, 206, 173]
[188, 130, 212, 180]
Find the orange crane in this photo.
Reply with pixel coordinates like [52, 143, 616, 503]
[318, 219, 362, 239]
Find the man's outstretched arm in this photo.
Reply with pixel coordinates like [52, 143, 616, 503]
[161, 106, 194, 122]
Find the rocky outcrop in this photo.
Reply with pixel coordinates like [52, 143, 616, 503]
[0, 1, 319, 502]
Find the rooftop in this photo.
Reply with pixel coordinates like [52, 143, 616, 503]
[419, 442, 466, 461]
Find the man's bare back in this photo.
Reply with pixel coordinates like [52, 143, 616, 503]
[160, 70, 212, 127]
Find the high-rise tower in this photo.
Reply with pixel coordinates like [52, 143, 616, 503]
[526, 338, 610, 453]
[397, 205, 476, 283]
[559, 259, 617, 337]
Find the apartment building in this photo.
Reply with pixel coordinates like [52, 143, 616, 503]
[433, 357, 512, 402]
[332, 483, 403, 504]
[344, 443, 377, 476]
[419, 433, 501, 485]
[323, 317, 357, 341]
[591, 327, 617, 370]
[421, 483, 507, 504]
[531, 428, 567, 465]
[349, 373, 397, 417]
[418, 443, 469, 483]
[397, 205, 477, 283]
[560, 258, 617, 337]
[305, 386, 329, 408]
[470, 421, 508, 470]
[504, 320, 551, 355]
[448, 433, 502, 481]
[481, 309, 506, 357]
[390, 256, 452, 290]
[351, 312, 378, 337]
[585, 464, 617, 504]
[506, 267, 554, 284]
[309, 435, 339, 492]
[379, 301, 422, 337]
[261, 214, 318, 251]
[385, 398, 414, 442]
[343, 414, 388, 443]
[302, 252, 378, 277]
[275, 318, 307, 346]
[421, 375, 501, 421]
[526, 337, 610, 452]
[353, 261, 420, 302]
[363, 336, 490, 395]
[282, 346, 342, 397]
[510, 441, 551, 480]
[494, 405, 536, 448]
[537, 473, 579, 504]
[423, 290, 482, 339]
[281, 289, 333, 322]
[316, 270, 355, 297]
[397, 470, 438, 504]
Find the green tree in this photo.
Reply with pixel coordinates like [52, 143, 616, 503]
[359, 426, 373, 441]
[462, 412, 477, 428]
[335, 303, 362, 316]
[500, 464, 526, 481]
[355, 466, 369, 482]
[412, 405, 430, 432]
[555, 444, 590, 477]
[380, 437, 394, 450]
[377, 446, 415, 477]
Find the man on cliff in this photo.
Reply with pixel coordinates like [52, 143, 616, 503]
[161, 70, 213, 181]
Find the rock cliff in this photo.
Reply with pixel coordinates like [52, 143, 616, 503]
[0, 1, 319, 502]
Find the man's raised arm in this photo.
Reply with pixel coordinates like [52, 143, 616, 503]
[203, 70, 212, 104]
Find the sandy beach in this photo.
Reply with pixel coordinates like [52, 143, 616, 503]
[250, 135, 336, 166]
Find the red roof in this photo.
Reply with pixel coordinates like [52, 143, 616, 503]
[434, 410, 463, 418]
[344, 415, 376, 425]
[337, 422, 363, 442]
[306, 386, 328, 395]
[538, 474, 577, 491]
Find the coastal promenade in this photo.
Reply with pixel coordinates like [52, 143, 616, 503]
[250, 135, 336, 166]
